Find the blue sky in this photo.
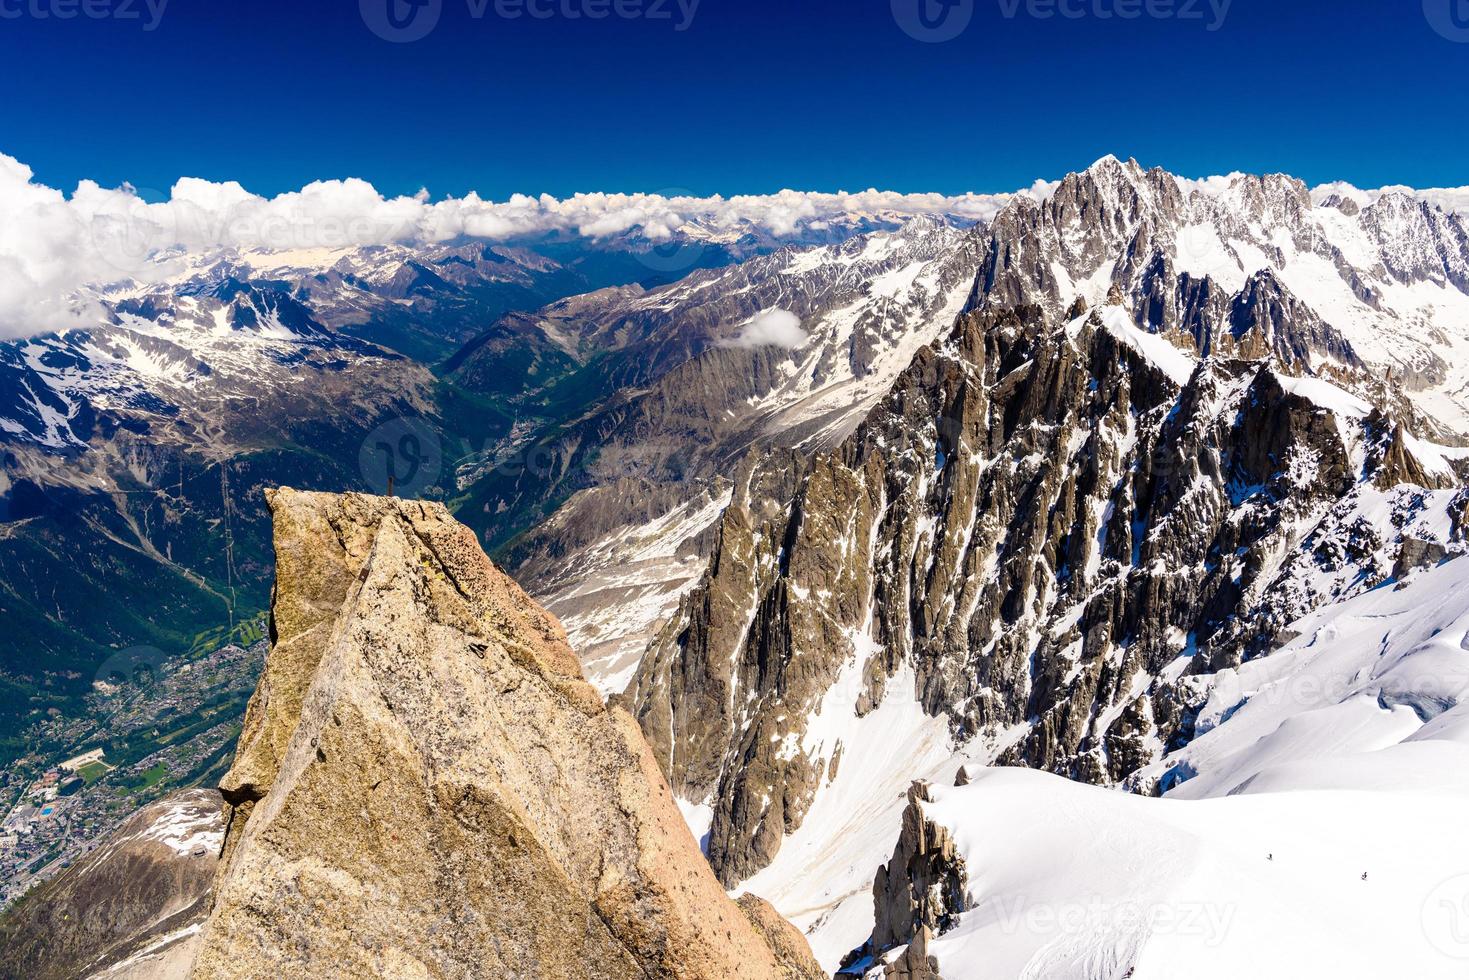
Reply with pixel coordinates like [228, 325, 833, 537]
[0, 0, 1465, 198]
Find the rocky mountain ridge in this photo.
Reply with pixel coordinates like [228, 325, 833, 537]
[627, 295, 1467, 911]
[8, 160, 1469, 975]
[468, 217, 986, 689]
[850, 543, 1469, 976]
[0, 491, 830, 978]
[0, 213, 972, 768]
[973, 155, 1469, 438]
[0, 789, 225, 980]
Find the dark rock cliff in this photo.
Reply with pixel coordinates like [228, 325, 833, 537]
[627, 299, 1463, 886]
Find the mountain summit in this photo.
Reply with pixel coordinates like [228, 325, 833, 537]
[183, 489, 824, 979]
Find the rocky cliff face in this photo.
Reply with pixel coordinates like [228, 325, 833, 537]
[621, 160, 1469, 904]
[627, 298, 1468, 887]
[0, 789, 225, 980]
[974, 156, 1469, 437]
[189, 489, 823, 980]
[474, 217, 984, 691]
[838, 781, 969, 979]
[869, 782, 968, 955]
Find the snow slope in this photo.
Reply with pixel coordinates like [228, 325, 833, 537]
[863, 555, 1469, 978]
[1138, 546, 1469, 800]
[696, 321, 1469, 974]
[539, 487, 732, 696]
[735, 663, 961, 967]
[900, 766, 1469, 980]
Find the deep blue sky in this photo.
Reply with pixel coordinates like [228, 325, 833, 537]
[1, 0, 1465, 199]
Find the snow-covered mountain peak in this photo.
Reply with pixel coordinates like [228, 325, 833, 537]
[973, 161, 1469, 436]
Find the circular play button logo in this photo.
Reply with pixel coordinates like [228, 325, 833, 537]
[361, 0, 443, 43]
[892, 0, 975, 43]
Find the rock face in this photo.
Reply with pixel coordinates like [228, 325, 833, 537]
[190, 489, 823, 980]
[976, 156, 1469, 438]
[838, 782, 971, 978]
[464, 218, 984, 689]
[869, 783, 968, 957]
[0, 789, 225, 980]
[628, 300, 1468, 886]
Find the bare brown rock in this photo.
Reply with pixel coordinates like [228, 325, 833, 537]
[881, 928, 944, 980]
[871, 784, 968, 955]
[735, 894, 827, 979]
[190, 489, 820, 980]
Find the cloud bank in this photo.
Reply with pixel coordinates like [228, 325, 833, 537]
[5, 147, 1466, 342]
[0, 150, 1020, 340]
[1310, 180, 1469, 217]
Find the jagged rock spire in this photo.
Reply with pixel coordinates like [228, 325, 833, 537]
[191, 489, 824, 980]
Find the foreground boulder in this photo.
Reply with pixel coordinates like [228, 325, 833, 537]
[191, 489, 822, 980]
[0, 789, 226, 980]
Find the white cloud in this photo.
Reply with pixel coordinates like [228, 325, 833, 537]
[725, 309, 807, 350]
[1310, 180, 1469, 217]
[7, 145, 1460, 343]
[0, 149, 1021, 340]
